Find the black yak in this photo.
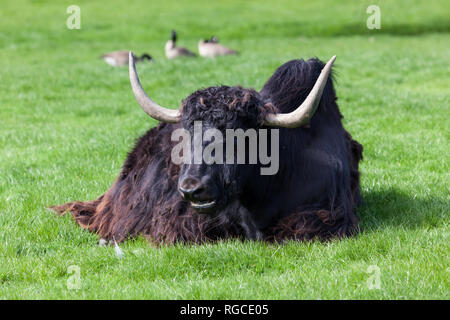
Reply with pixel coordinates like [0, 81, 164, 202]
[52, 52, 363, 244]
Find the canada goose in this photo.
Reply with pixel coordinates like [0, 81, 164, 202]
[101, 51, 152, 67]
[198, 36, 238, 58]
[165, 30, 196, 59]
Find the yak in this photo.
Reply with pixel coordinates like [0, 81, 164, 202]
[52, 52, 363, 244]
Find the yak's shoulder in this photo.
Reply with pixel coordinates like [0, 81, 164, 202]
[260, 58, 341, 121]
[120, 122, 180, 177]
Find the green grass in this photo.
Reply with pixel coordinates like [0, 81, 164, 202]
[0, 0, 449, 299]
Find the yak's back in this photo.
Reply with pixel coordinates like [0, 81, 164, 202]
[260, 58, 342, 124]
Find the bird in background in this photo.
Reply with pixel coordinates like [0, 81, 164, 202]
[165, 30, 196, 59]
[198, 36, 238, 58]
[101, 51, 152, 67]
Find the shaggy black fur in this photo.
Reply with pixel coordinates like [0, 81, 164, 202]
[52, 58, 363, 244]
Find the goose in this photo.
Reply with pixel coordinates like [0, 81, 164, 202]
[101, 51, 152, 67]
[198, 36, 238, 58]
[165, 30, 196, 59]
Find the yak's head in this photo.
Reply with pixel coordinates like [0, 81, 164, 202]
[128, 52, 335, 214]
[176, 86, 269, 213]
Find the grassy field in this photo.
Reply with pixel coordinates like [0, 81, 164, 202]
[0, 0, 449, 299]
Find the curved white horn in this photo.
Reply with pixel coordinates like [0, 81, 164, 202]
[129, 51, 181, 123]
[264, 55, 336, 128]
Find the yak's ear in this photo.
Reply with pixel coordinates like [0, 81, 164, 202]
[258, 102, 279, 126]
[263, 101, 279, 114]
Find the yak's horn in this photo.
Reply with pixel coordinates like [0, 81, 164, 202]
[264, 55, 336, 128]
[129, 51, 181, 123]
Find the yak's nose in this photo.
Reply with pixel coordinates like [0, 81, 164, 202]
[178, 177, 205, 200]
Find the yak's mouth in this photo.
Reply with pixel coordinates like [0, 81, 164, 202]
[190, 199, 217, 210]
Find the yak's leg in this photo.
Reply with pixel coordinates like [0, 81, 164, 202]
[235, 203, 263, 240]
[208, 200, 263, 241]
[267, 206, 358, 242]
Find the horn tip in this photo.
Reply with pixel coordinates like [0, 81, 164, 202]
[329, 55, 337, 64]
